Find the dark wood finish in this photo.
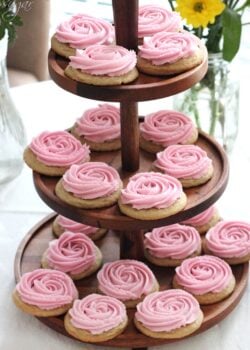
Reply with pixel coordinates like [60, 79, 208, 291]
[14, 214, 249, 348]
[120, 230, 145, 260]
[33, 131, 229, 231]
[112, 0, 138, 51]
[120, 101, 139, 171]
[48, 47, 208, 102]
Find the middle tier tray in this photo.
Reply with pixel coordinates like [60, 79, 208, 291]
[33, 131, 229, 231]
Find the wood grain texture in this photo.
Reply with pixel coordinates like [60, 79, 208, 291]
[24, 2, 239, 349]
[33, 131, 229, 231]
[120, 101, 139, 171]
[112, 0, 138, 52]
[14, 214, 249, 348]
[48, 47, 208, 103]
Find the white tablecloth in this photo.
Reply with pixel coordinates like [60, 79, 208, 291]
[0, 69, 250, 350]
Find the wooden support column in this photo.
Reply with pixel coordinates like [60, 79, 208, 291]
[120, 101, 139, 171]
[120, 230, 144, 261]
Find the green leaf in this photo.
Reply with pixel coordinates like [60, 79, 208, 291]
[222, 8, 242, 61]
[12, 16, 23, 26]
[236, 0, 250, 12]
[0, 25, 5, 41]
[206, 18, 223, 53]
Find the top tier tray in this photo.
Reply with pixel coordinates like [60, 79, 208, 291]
[48, 47, 208, 103]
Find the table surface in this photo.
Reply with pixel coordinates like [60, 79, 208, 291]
[1, 49, 250, 350]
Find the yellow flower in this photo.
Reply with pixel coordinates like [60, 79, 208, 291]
[175, 0, 225, 28]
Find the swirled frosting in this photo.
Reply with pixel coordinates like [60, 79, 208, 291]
[144, 224, 201, 259]
[75, 104, 120, 142]
[69, 294, 127, 334]
[138, 5, 182, 38]
[69, 44, 137, 76]
[16, 269, 78, 309]
[154, 144, 212, 179]
[182, 205, 217, 226]
[45, 231, 97, 275]
[138, 31, 200, 65]
[55, 14, 114, 49]
[97, 259, 157, 301]
[57, 215, 99, 237]
[205, 220, 250, 258]
[62, 161, 121, 199]
[29, 131, 90, 167]
[140, 110, 196, 146]
[120, 172, 183, 210]
[135, 289, 201, 332]
[175, 255, 233, 294]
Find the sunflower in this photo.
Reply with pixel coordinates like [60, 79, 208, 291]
[175, 0, 225, 28]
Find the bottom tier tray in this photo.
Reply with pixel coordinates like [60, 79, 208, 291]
[14, 213, 249, 349]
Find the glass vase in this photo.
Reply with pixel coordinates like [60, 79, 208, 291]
[0, 32, 27, 184]
[173, 53, 240, 153]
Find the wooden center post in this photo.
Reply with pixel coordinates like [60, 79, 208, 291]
[112, 0, 144, 265]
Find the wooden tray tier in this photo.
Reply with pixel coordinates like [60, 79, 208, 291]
[33, 131, 229, 231]
[48, 46, 208, 103]
[14, 213, 249, 349]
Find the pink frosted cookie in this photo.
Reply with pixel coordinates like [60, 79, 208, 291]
[181, 205, 220, 234]
[144, 224, 201, 266]
[65, 44, 139, 86]
[118, 172, 187, 220]
[41, 231, 102, 280]
[97, 259, 159, 308]
[139, 109, 198, 153]
[154, 144, 214, 187]
[55, 161, 122, 209]
[52, 215, 107, 240]
[23, 131, 90, 176]
[51, 14, 114, 58]
[203, 220, 250, 264]
[134, 289, 203, 339]
[64, 294, 128, 342]
[12, 269, 78, 317]
[138, 5, 182, 39]
[71, 103, 121, 151]
[173, 255, 236, 304]
[137, 31, 204, 76]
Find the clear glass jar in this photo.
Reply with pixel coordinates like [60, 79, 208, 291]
[0, 32, 27, 184]
[173, 53, 240, 153]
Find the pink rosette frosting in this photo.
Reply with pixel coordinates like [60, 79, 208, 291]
[120, 172, 183, 210]
[182, 205, 217, 226]
[138, 31, 200, 65]
[62, 161, 121, 199]
[97, 260, 157, 301]
[55, 14, 114, 49]
[57, 215, 99, 237]
[135, 289, 201, 332]
[140, 109, 196, 147]
[16, 269, 78, 309]
[46, 231, 97, 275]
[75, 103, 120, 142]
[69, 44, 137, 76]
[154, 144, 212, 179]
[138, 5, 182, 38]
[29, 131, 90, 167]
[69, 294, 127, 334]
[175, 255, 233, 294]
[144, 224, 201, 259]
[205, 220, 250, 258]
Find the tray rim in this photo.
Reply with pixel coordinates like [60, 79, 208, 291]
[33, 131, 229, 231]
[48, 46, 208, 103]
[14, 213, 249, 348]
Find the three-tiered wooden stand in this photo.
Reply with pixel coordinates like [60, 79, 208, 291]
[14, 1, 249, 349]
